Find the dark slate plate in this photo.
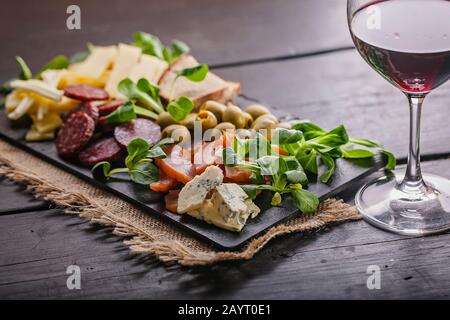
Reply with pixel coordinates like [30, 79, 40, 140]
[0, 111, 385, 249]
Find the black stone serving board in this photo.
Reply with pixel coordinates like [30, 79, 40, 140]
[0, 110, 385, 249]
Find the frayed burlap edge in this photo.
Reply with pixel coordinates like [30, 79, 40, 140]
[0, 141, 361, 266]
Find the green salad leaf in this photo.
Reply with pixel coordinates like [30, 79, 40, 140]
[133, 32, 164, 59]
[175, 64, 209, 82]
[167, 96, 194, 121]
[118, 78, 164, 114]
[105, 101, 159, 125]
[163, 40, 190, 63]
[106, 102, 137, 125]
[39, 55, 69, 76]
[224, 120, 396, 215]
[15, 56, 32, 80]
[92, 137, 173, 184]
[133, 32, 190, 63]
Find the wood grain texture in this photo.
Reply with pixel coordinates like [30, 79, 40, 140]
[216, 50, 450, 159]
[0, 0, 351, 76]
[0, 159, 449, 299]
[0, 178, 49, 214]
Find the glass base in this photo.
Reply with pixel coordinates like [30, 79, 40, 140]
[355, 170, 450, 236]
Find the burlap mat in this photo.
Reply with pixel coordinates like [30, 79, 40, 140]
[0, 139, 361, 266]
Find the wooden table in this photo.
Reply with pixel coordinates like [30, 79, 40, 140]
[1, 0, 450, 299]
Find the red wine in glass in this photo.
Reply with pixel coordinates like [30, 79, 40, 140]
[351, 0, 450, 94]
[349, 0, 450, 236]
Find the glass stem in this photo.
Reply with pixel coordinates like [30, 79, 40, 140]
[399, 94, 427, 193]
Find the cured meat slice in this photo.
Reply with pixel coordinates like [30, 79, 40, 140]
[155, 144, 196, 184]
[164, 189, 180, 213]
[98, 100, 124, 116]
[78, 137, 123, 166]
[150, 171, 178, 192]
[64, 84, 109, 101]
[114, 118, 161, 147]
[56, 111, 95, 157]
[69, 101, 99, 124]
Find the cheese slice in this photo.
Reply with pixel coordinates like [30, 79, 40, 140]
[177, 166, 224, 214]
[10, 79, 63, 101]
[187, 183, 260, 232]
[105, 43, 141, 98]
[7, 95, 34, 120]
[25, 125, 55, 142]
[31, 112, 62, 134]
[128, 55, 168, 84]
[69, 45, 117, 80]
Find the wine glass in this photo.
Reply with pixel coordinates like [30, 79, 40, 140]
[347, 0, 450, 235]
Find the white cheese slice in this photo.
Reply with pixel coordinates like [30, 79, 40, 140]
[128, 55, 168, 85]
[210, 183, 259, 231]
[105, 43, 141, 98]
[5, 90, 22, 112]
[41, 69, 66, 88]
[187, 183, 260, 232]
[177, 166, 224, 214]
[7, 96, 34, 120]
[69, 45, 117, 80]
[10, 79, 63, 101]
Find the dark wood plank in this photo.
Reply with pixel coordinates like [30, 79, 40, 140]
[0, 0, 351, 77]
[1, 159, 449, 299]
[0, 178, 49, 214]
[216, 50, 450, 159]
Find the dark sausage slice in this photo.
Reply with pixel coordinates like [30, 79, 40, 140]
[64, 84, 109, 101]
[56, 112, 95, 158]
[98, 100, 124, 116]
[79, 137, 123, 166]
[81, 101, 100, 124]
[114, 118, 162, 148]
[69, 101, 99, 124]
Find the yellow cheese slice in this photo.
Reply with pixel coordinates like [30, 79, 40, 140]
[105, 43, 142, 98]
[25, 125, 55, 142]
[69, 45, 117, 80]
[128, 55, 168, 84]
[31, 112, 63, 134]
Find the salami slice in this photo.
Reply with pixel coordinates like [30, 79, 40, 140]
[64, 84, 109, 101]
[69, 101, 99, 124]
[56, 111, 95, 157]
[79, 137, 123, 166]
[114, 118, 162, 147]
[98, 100, 124, 116]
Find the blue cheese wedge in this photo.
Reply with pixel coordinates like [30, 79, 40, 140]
[177, 166, 224, 214]
[187, 183, 260, 232]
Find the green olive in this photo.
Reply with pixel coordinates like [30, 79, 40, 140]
[214, 122, 236, 131]
[252, 117, 278, 131]
[277, 122, 292, 129]
[181, 113, 199, 130]
[244, 104, 271, 120]
[203, 128, 224, 142]
[236, 128, 256, 139]
[253, 113, 278, 124]
[200, 101, 226, 122]
[197, 110, 218, 131]
[222, 104, 248, 129]
[162, 124, 191, 143]
[241, 112, 253, 128]
[156, 111, 178, 128]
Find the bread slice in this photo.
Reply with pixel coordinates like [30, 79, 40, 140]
[158, 55, 240, 107]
